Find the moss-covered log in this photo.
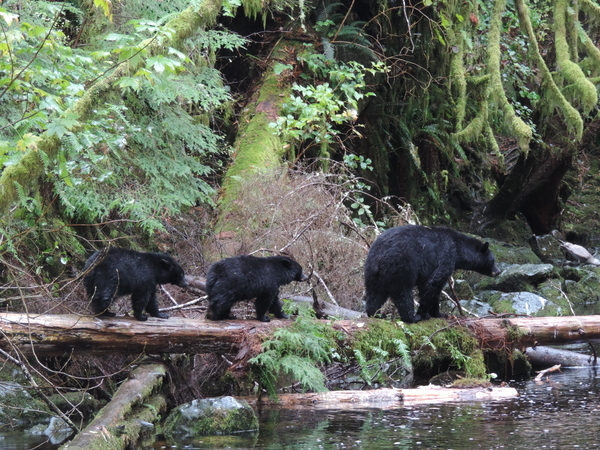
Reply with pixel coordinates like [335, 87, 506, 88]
[2, 313, 600, 357]
[59, 362, 167, 450]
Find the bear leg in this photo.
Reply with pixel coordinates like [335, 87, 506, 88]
[417, 269, 450, 319]
[206, 295, 236, 320]
[91, 292, 116, 318]
[255, 294, 275, 322]
[268, 297, 289, 320]
[145, 291, 169, 319]
[390, 291, 423, 323]
[364, 283, 388, 317]
[131, 291, 151, 321]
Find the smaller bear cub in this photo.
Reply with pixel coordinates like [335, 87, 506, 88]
[206, 255, 309, 322]
[83, 247, 188, 321]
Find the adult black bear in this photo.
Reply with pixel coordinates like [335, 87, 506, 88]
[205, 255, 309, 322]
[364, 225, 501, 323]
[83, 247, 188, 321]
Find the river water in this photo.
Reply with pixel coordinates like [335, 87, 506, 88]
[4, 367, 600, 449]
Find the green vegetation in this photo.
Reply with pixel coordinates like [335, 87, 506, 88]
[250, 311, 489, 397]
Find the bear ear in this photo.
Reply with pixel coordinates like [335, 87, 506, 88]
[280, 257, 293, 268]
[480, 242, 489, 253]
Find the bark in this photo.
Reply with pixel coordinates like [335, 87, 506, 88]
[0, 313, 266, 357]
[2, 313, 600, 357]
[243, 386, 518, 409]
[59, 362, 167, 450]
[462, 315, 599, 349]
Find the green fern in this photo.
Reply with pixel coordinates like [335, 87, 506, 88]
[249, 312, 342, 398]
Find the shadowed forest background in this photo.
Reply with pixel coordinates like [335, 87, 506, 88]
[3, 0, 600, 444]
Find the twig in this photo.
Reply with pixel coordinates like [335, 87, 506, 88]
[160, 285, 179, 306]
[160, 296, 207, 312]
[310, 267, 338, 306]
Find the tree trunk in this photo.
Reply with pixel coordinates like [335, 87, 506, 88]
[2, 313, 600, 358]
[59, 362, 167, 450]
[470, 143, 572, 234]
[216, 38, 299, 229]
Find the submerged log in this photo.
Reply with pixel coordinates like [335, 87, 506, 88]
[60, 362, 167, 450]
[525, 346, 599, 367]
[2, 313, 600, 357]
[244, 386, 518, 409]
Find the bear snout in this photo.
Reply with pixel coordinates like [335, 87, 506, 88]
[490, 264, 502, 277]
[298, 272, 309, 282]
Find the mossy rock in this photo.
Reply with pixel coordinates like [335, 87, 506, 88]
[475, 263, 557, 292]
[163, 396, 258, 440]
[0, 382, 51, 427]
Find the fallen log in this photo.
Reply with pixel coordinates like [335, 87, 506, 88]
[244, 386, 518, 409]
[525, 346, 598, 367]
[2, 313, 600, 357]
[462, 315, 600, 349]
[60, 362, 167, 450]
[0, 313, 264, 357]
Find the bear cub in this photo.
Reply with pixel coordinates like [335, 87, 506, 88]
[206, 255, 309, 322]
[364, 225, 501, 323]
[83, 247, 188, 321]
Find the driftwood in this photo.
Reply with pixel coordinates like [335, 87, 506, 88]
[245, 386, 518, 409]
[60, 362, 167, 450]
[534, 364, 562, 381]
[3, 313, 600, 358]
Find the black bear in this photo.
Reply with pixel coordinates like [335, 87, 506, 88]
[83, 247, 188, 321]
[364, 225, 501, 323]
[205, 255, 309, 322]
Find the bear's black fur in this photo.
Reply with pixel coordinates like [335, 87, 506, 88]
[205, 255, 309, 322]
[83, 247, 188, 321]
[364, 225, 501, 323]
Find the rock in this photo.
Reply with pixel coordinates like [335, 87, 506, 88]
[558, 240, 600, 265]
[475, 263, 557, 292]
[162, 396, 258, 440]
[529, 234, 565, 264]
[499, 292, 548, 315]
[43, 417, 74, 445]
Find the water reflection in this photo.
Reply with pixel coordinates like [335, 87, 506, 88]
[151, 368, 600, 450]
[5, 368, 600, 449]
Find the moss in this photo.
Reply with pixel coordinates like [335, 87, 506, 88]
[450, 377, 492, 388]
[217, 42, 297, 227]
[163, 397, 258, 439]
[487, 0, 532, 153]
[554, 0, 597, 114]
[484, 349, 532, 381]
[352, 319, 410, 360]
[408, 319, 487, 379]
[515, 0, 584, 139]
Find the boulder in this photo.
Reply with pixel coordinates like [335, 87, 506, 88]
[163, 396, 258, 440]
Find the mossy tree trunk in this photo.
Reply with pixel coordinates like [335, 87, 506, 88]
[215, 38, 302, 231]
